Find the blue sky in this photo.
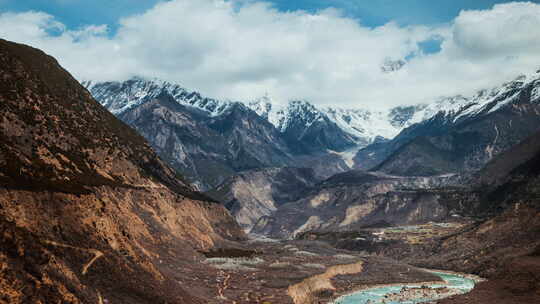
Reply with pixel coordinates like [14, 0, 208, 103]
[1, 1, 539, 109]
[3, 0, 538, 29]
[0, 0, 160, 31]
[269, 0, 540, 26]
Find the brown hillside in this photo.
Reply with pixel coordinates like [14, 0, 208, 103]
[0, 39, 244, 304]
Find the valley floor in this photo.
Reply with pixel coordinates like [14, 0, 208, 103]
[183, 239, 443, 303]
[184, 217, 519, 303]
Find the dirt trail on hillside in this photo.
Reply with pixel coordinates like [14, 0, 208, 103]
[44, 240, 104, 275]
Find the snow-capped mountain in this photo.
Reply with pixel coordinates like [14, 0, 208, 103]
[84, 69, 540, 150]
[245, 96, 423, 145]
[83, 77, 234, 116]
[264, 100, 362, 153]
[322, 107, 413, 142]
[355, 69, 540, 175]
[84, 78, 362, 189]
[85, 69, 540, 149]
[84, 77, 427, 148]
[406, 70, 540, 125]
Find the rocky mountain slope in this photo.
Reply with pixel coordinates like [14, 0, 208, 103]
[116, 92, 294, 190]
[354, 71, 540, 175]
[250, 171, 471, 238]
[207, 167, 321, 231]
[413, 130, 540, 303]
[0, 39, 244, 304]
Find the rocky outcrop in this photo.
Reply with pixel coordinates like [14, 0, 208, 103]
[0, 39, 244, 303]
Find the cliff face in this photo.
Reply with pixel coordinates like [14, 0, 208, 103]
[0, 39, 244, 303]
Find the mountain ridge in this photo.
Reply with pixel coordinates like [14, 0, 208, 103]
[84, 77, 425, 148]
[87, 69, 540, 156]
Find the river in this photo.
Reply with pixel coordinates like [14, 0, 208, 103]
[333, 271, 477, 304]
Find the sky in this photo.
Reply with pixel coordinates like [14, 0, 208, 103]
[1, 0, 540, 109]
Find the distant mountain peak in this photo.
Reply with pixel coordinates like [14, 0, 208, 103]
[247, 94, 277, 119]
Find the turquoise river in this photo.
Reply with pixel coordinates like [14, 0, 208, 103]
[333, 271, 476, 304]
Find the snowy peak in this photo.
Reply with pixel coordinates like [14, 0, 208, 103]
[322, 108, 406, 143]
[407, 95, 469, 125]
[247, 95, 273, 120]
[245, 99, 416, 145]
[388, 105, 428, 128]
[273, 100, 325, 133]
[408, 70, 540, 126]
[368, 69, 540, 176]
[83, 77, 233, 116]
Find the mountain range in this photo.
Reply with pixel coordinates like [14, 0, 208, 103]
[84, 77, 413, 146]
[2, 37, 540, 304]
[84, 69, 540, 192]
[84, 77, 415, 189]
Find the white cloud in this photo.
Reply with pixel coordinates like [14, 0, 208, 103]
[0, 1, 539, 109]
[451, 2, 540, 59]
